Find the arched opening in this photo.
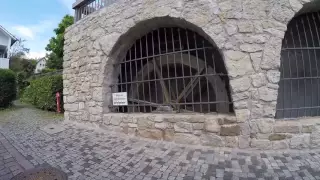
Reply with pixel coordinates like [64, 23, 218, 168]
[109, 27, 234, 114]
[276, 8, 320, 119]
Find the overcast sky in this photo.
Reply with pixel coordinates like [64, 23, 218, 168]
[0, 0, 74, 59]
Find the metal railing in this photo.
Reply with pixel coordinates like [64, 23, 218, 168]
[110, 27, 234, 114]
[73, 0, 118, 22]
[276, 11, 320, 119]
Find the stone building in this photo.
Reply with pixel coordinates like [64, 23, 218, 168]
[64, 0, 320, 149]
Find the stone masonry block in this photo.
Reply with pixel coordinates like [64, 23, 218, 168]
[256, 119, 274, 134]
[174, 133, 199, 145]
[200, 133, 224, 147]
[250, 139, 272, 149]
[204, 118, 220, 133]
[174, 122, 193, 133]
[290, 134, 310, 149]
[220, 124, 240, 136]
[138, 129, 163, 140]
[274, 121, 300, 133]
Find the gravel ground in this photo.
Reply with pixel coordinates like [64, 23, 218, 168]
[1, 104, 320, 180]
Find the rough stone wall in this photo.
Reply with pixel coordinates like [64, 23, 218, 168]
[63, 0, 320, 149]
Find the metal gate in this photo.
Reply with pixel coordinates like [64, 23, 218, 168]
[276, 11, 320, 119]
[110, 27, 234, 113]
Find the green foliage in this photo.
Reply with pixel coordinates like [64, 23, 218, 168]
[0, 69, 16, 108]
[10, 56, 36, 77]
[46, 53, 63, 69]
[16, 72, 30, 97]
[40, 68, 56, 74]
[46, 15, 74, 70]
[21, 75, 63, 112]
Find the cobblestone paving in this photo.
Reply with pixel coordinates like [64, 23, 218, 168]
[0, 133, 25, 180]
[2, 107, 320, 180]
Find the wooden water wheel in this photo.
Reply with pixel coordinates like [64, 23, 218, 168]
[126, 54, 230, 113]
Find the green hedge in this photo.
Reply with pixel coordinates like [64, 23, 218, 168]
[17, 72, 30, 98]
[21, 75, 63, 111]
[0, 69, 16, 108]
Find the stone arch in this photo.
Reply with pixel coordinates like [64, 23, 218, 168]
[274, 0, 320, 119]
[103, 16, 234, 114]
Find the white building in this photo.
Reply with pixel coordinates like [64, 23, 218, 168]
[0, 25, 17, 69]
[34, 58, 47, 74]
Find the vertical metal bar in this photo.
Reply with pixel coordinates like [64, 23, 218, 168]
[146, 33, 152, 112]
[296, 19, 307, 117]
[152, 31, 158, 107]
[281, 39, 286, 118]
[212, 49, 218, 113]
[79, 7, 82, 20]
[140, 37, 146, 112]
[92, 1, 94, 13]
[129, 47, 134, 112]
[302, 14, 313, 117]
[171, 28, 179, 112]
[82, 5, 85, 17]
[134, 42, 140, 112]
[283, 35, 292, 118]
[84, 3, 87, 16]
[313, 12, 320, 116]
[185, 29, 195, 112]
[164, 28, 172, 106]
[193, 32, 203, 113]
[202, 39, 210, 112]
[119, 57, 123, 113]
[90, 2, 92, 14]
[74, 9, 78, 22]
[177, 28, 187, 110]
[157, 29, 164, 106]
[124, 55, 128, 113]
[88, 3, 90, 15]
[289, 28, 300, 117]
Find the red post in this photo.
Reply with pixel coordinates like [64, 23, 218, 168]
[56, 92, 61, 113]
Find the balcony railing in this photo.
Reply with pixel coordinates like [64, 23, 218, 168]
[73, 0, 117, 22]
[0, 58, 10, 69]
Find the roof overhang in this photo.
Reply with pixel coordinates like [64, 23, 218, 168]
[0, 25, 18, 46]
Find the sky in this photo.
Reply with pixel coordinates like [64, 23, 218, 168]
[0, 0, 74, 59]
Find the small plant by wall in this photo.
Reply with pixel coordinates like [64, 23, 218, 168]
[21, 75, 63, 112]
[0, 69, 17, 108]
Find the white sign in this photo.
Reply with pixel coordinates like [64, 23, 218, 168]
[112, 92, 128, 106]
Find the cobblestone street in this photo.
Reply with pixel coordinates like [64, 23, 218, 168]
[1, 106, 320, 180]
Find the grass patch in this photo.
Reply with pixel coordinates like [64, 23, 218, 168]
[0, 106, 20, 114]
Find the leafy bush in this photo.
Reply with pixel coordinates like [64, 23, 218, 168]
[21, 75, 63, 111]
[0, 69, 16, 108]
[16, 72, 30, 97]
[40, 68, 56, 74]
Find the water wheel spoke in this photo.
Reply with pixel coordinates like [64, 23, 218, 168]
[176, 67, 205, 103]
[152, 60, 171, 103]
[128, 98, 161, 107]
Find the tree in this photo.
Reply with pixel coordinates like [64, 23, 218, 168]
[8, 38, 30, 58]
[46, 15, 74, 69]
[9, 56, 36, 77]
[9, 38, 33, 74]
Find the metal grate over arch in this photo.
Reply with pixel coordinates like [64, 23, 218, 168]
[276, 11, 320, 119]
[110, 27, 234, 113]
